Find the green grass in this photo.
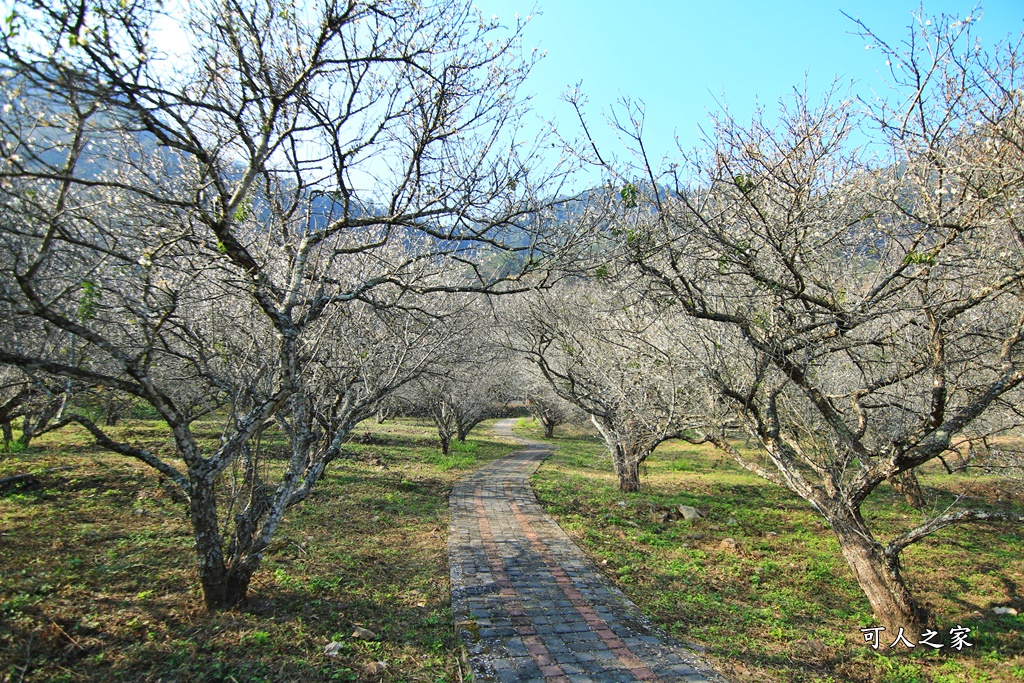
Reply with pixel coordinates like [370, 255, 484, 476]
[428, 439, 481, 471]
[0, 417, 516, 682]
[519, 418, 1024, 683]
[6, 413, 1019, 682]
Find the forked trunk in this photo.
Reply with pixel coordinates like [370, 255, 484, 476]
[831, 512, 929, 637]
[430, 400, 456, 456]
[541, 416, 555, 438]
[457, 416, 486, 442]
[590, 417, 646, 493]
[189, 476, 252, 610]
[199, 565, 254, 611]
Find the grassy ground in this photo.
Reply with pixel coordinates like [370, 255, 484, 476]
[4, 414, 1021, 683]
[522, 419, 1024, 683]
[0, 417, 517, 683]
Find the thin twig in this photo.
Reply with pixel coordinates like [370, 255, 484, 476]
[16, 634, 33, 683]
[48, 618, 84, 651]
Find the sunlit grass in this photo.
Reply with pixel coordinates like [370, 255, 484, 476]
[520, 418, 1024, 683]
[0, 416, 515, 682]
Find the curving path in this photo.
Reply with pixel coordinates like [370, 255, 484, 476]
[448, 419, 726, 683]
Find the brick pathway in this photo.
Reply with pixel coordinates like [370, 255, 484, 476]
[449, 419, 726, 683]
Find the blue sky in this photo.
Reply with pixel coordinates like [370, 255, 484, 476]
[474, 1, 1024, 161]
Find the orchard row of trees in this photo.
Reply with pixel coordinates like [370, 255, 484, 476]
[510, 12, 1024, 637]
[2, 0, 1022, 642]
[0, 0, 590, 610]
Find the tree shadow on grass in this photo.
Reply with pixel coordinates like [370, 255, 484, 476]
[1, 446, 464, 682]
[4, 585, 458, 682]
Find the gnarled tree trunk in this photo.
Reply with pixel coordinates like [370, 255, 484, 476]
[590, 415, 654, 492]
[189, 476, 237, 610]
[189, 473, 267, 611]
[456, 414, 488, 443]
[539, 414, 556, 438]
[613, 453, 641, 493]
[830, 511, 929, 637]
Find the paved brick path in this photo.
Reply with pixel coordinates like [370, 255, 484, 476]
[449, 419, 726, 683]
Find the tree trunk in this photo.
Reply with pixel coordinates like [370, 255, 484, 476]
[430, 400, 456, 455]
[103, 398, 121, 426]
[614, 455, 641, 493]
[18, 398, 64, 450]
[831, 512, 929, 637]
[189, 477, 241, 610]
[199, 565, 253, 611]
[457, 415, 487, 443]
[223, 567, 254, 608]
[889, 470, 926, 510]
[541, 416, 555, 438]
[591, 417, 645, 492]
[1, 421, 12, 449]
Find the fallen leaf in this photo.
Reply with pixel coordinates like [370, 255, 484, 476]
[351, 626, 378, 640]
